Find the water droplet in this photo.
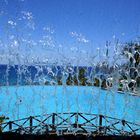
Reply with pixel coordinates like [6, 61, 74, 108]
[8, 20, 17, 26]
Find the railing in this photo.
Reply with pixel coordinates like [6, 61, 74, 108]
[0, 112, 140, 136]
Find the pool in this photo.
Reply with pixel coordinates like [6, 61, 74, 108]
[0, 85, 140, 124]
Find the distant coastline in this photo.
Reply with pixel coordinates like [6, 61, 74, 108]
[0, 64, 139, 96]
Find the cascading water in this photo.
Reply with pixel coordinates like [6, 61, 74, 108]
[0, 0, 140, 135]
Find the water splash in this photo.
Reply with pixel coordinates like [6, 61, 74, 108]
[0, 0, 139, 134]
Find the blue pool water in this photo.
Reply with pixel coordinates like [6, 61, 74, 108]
[0, 85, 140, 124]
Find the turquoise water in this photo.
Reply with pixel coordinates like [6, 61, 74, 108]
[0, 85, 140, 124]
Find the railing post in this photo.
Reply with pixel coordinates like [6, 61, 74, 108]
[52, 113, 56, 131]
[122, 120, 125, 126]
[0, 125, 2, 133]
[72, 113, 79, 129]
[9, 121, 12, 132]
[122, 120, 125, 135]
[75, 113, 78, 126]
[29, 116, 33, 134]
[99, 115, 103, 134]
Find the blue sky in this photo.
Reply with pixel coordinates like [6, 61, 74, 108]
[0, 0, 140, 64]
[25, 0, 140, 43]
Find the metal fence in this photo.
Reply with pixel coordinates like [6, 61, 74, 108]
[0, 112, 140, 136]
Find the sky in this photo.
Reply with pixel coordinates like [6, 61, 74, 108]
[0, 0, 140, 65]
